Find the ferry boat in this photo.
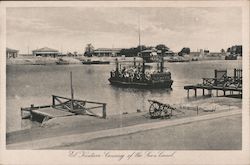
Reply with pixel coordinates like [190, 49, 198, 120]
[108, 58, 173, 88]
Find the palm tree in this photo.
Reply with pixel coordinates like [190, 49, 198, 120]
[84, 44, 94, 57]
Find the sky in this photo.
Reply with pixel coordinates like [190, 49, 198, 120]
[6, 7, 242, 54]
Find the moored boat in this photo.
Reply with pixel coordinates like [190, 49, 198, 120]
[108, 58, 173, 88]
[82, 58, 110, 65]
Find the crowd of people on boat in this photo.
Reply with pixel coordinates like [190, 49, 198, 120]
[111, 65, 151, 81]
[110, 65, 171, 82]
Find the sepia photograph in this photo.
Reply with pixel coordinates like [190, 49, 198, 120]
[0, 1, 249, 164]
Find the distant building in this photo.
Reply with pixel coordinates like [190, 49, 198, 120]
[189, 51, 201, 57]
[93, 48, 122, 57]
[228, 45, 242, 56]
[6, 48, 18, 58]
[140, 48, 175, 62]
[32, 47, 59, 57]
[154, 49, 174, 56]
[140, 48, 159, 63]
[164, 50, 174, 56]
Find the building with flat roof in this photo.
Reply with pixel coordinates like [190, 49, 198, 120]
[6, 48, 19, 58]
[93, 48, 122, 57]
[32, 47, 59, 57]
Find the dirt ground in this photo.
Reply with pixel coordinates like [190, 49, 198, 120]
[54, 115, 242, 150]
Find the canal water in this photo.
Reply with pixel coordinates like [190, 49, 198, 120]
[6, 60, 242, 132]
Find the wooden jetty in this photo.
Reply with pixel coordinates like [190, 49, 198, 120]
[184, 69, 242, 98]
[21, 72, 107, 123]
[21, 96, 107, 123]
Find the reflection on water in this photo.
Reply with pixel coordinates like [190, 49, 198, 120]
[6, 60, 242, 132]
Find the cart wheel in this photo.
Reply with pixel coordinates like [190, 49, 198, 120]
[162, 105, 172, 118]
[149, 102, 161, 118]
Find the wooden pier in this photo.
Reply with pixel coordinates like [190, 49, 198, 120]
[21, 72, 107, 123]
[184, 69, 242, 98]
[21, 95, 107, 123]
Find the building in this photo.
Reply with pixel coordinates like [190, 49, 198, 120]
[6, 48, 18, 58]
[93, 48, 122, 57]
[163, 50, 174, 56]
[228, 45, 242, 56]
[32, 47, 59, 57]
[140, 49, 159, 63]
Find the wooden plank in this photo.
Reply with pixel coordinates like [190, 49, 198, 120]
[184, 85, 242, 92]
[32, 108, 75, 118]
[21, 105, 52, 111]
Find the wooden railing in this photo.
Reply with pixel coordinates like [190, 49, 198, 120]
[52, 95, 107, 119]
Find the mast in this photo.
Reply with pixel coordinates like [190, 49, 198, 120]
[138, 15, 145, 74]
[138, 15, 141, 56]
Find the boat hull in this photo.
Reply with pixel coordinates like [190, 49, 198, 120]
[82, 61, 110, 65]
[109, 78, 173, 89]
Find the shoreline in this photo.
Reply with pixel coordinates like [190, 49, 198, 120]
[6, 97, 242, 149]
[7, 109, 241, 149]
[6, 56, 241, 65]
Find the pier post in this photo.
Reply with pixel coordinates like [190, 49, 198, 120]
[102, 103, 107, 119]
[223, 90, 226, 96]
[202, 89, 205, 96]
[194, 89, 197, 97]
[208, 90, 212, 96]
[187, 89, 189, 98]
[52, 95, 55, 107]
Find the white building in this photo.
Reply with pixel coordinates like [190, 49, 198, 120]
[32, 47, 59, 57]
[93, 48, 122, 57]
[6, 48, 19, 58]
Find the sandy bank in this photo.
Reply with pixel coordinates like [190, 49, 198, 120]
[6, 56, 143, 65]
[56, 114, 242, 150]
[6, 56, 81, 65]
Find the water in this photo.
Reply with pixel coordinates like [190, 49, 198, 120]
[6, 60, 242, 132]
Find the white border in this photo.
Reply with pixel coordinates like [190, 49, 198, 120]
[0, 1, 249, 165]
